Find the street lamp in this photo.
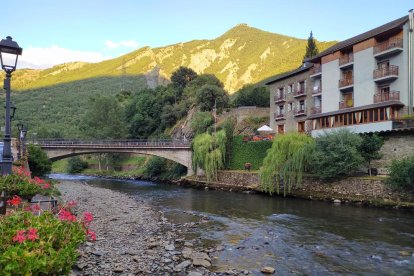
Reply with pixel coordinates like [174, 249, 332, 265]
[0, 36, 22, 175]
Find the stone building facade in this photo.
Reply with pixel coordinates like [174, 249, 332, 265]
[266, 64, 314, 134]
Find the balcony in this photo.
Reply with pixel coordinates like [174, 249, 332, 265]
[274, 113, 285, 121]
[293, 89, 306, 98]
[339, 54, 354, 69]
[294, 108, 306, 117]
[338, 78, 354, 90]
[274, 94, 286, 103]
[310, 66, 322, 78]
[373, 65, 399, 83]
[374, 38, 403, 59]
[373, 90, 400, 103]
[312, 86, 322, 96]
[339, 99, 354, 109]
[310, 107, 321, 114]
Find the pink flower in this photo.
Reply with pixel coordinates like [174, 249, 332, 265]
[83, 212, 93, 224]
[31, 204, 41, 212]
[87, 230, 96, 241]
[58, 209, 77, 222]
[7, 195, 22, 206]
[12, 230, 27, 243]
[42, 183, 50, 189]
[26, 228, 39, 241]
[33, 176, 45, 185]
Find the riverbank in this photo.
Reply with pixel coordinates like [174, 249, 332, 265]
[58, 181, 217, 275]
[57, 181, 219, 275]
[181, 171, 414, 209]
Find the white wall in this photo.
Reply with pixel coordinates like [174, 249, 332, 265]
[321, 60, 340, 112]
[354, 48, 376, 107]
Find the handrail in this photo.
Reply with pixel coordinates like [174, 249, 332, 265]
[32, 139, 192, 148]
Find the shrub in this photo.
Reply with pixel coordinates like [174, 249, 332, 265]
[311, 129, 364, 180]
[386, 156, 414, 191]
[144, 157, 167, 177]
[27, 144, 52, 177]
[67, 156, 88, 173]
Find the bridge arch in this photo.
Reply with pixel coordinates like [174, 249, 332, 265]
[36, 139, 193, 176]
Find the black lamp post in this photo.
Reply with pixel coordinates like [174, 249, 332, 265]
[0, 36, 22, 175]
[17, 123, 23, 160]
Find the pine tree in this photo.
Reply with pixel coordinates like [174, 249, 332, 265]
[303, 31, 319, 61]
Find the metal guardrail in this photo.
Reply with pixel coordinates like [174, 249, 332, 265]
[32, 139, 192, 148]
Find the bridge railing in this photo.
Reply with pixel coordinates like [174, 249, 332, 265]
[31, 138, 191, 148]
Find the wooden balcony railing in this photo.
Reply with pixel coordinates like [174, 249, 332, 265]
[339, 78, 353, 88]
[274, 94, 286, 103]
[374, 38, 403, 55]
[274, 113, 285, 120]
[294, 108, 306, 116]
[339, 99, 354, 109]
[373, 91, 400, 103]
[373, 65, 399, 79]
[339, 54, 354, 66]
[310, 107, 321, 114]
[312, 86, 322, 95]
[310, 66, 321, 75]
[293, 88, 306, 97]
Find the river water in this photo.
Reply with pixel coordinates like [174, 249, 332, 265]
[50, 174, 414, 275]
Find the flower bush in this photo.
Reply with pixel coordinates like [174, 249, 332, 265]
[0, 196, 96, 275]
[0, 166, 58, 199]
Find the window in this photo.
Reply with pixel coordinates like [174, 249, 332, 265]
[377, 60, 390, 69]
[299, 81, 305, 93]
[288, 84, 293, 94]
[288, 102, 293, 111]
[278, 87, 284, 97]
[279, 105, 285, 115]
[278, 124, 284, 134]
[299, 100, 305, 111]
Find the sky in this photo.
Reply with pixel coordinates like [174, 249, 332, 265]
[2, 0, 412, 69]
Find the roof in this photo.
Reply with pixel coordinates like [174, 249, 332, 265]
[306, 15, 409, 62]
[265, 63, 313, 85]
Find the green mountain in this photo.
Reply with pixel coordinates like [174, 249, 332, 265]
[5, 24, 336, 137]
[12, 24, 335, 93]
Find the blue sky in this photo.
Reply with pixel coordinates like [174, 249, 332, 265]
[3, 0, 412, 68]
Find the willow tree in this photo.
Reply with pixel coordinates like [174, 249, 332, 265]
[192, 130, 226, 182]
[260, 133, 315, 196]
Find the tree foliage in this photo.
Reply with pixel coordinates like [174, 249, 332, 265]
[80, 95, 127, 139]
[27, 144, 52, 177]
[171, 66, 197, 91]
[359, 134, 384, 175]
[192, 130, 226, 182]
[196, 84, 229, 112]
[260, 133, 315, 196]
[303, 31, 319, 61]
[386, 155, 414, 191]
[191, 112, 214, 135]
[311, 129, 364, 180]
[67, 156, 88, 173]
[221, 116, 236, 168]
[233, 84, 270, 107]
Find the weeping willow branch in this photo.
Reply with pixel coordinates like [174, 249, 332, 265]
[192, 130, 226, 182]
[259, 133, 315, 196]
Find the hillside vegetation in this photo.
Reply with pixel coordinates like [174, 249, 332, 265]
[10, 24, 335, 93]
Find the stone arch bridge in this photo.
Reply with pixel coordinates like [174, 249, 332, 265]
[34, 139, 193, 175]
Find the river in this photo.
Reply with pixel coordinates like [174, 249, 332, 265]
[50, 174, 414, 275]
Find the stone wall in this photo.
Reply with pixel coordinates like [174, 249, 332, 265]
[372, 129, 414, 174]
[185, 171, 414, 207]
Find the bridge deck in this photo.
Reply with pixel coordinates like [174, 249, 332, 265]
[34, 139, 191, 149]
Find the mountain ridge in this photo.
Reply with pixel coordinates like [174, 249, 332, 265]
[11, 24, 336, 93]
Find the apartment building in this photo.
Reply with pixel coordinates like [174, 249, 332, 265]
[267, 11, 414, 137]
[266, 64, 313, 134]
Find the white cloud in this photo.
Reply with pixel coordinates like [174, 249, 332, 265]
[18, 46, 112, 69]
[104, 40, 139, 50]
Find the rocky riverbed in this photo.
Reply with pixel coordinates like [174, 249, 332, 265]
[57, 181, 251, 276]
